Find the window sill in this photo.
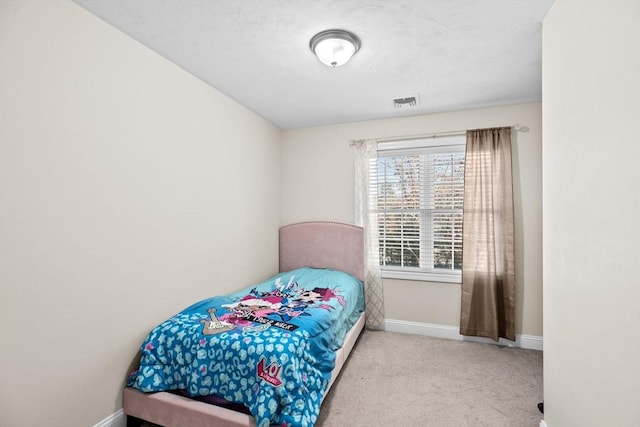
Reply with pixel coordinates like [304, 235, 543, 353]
[381, 269, 462, 284]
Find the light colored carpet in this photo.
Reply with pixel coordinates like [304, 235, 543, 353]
[316, 330, 543, 427]
[140, 330, 543, 426]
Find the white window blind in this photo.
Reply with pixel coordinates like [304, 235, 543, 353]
[371, 136, 465, 282]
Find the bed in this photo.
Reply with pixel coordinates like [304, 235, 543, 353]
[123, 221, 365, 427]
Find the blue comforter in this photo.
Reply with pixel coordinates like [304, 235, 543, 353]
[127, 267, 365, 427]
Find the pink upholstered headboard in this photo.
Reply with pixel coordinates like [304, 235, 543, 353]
[279, 222, 364, 282]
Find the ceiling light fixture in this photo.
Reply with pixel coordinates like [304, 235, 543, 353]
[309, 29, 361, 68]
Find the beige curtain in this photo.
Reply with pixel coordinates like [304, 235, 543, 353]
[353, 139, 385, 330]
[460, 127, 516, 341]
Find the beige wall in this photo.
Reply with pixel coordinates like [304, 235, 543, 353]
[542, 1, 640, 426]
[282, 102, 543, 337]
[0, 2, 281, 426]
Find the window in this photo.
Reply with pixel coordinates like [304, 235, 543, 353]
[370, 135, 465, 283]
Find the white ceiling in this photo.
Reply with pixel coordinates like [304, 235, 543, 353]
[74, 0, 554, 130]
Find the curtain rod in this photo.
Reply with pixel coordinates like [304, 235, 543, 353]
[350, 124, 529, 145]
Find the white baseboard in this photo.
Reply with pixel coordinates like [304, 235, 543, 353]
[93, 409, 126, 427]
[384, 319, 543, 351]
[540, 420, 548, 427]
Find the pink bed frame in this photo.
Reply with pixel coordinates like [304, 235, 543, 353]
[123, 221, 366, 427]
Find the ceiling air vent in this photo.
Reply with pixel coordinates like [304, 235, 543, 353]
[392, 95, 419, 109]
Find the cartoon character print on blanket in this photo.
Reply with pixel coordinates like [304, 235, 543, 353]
[201, 275, 345, 336]
[200, 308, 236, 335]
